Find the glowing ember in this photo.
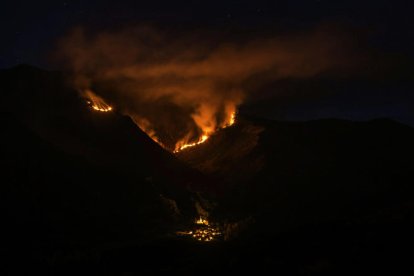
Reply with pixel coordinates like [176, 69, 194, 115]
[91, 104, 112, 112]
[83, 89, 113, 112]
[176, 217, 222, 242]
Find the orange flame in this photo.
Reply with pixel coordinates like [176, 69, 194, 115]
[174, 134, 210, 153]
[195, 216, 210, 226]
[82, 89, 236, 153]
[224, 111, 236, 128]
[91, 105, 112, 112]
[84, 89, 113, 112]
[173, 110, 236, 153]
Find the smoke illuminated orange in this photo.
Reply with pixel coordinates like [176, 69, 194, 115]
[225, 111, 236, 128]
[59, 26, 359, 155]
[83, 87, 237, 153]
[173, 111, 236, 153]
[132, 116, 166, 148]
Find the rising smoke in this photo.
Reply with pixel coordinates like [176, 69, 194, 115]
[56, 25, 360, 150]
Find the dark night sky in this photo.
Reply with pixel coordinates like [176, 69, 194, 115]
[1, 0, 413, 68]
[1, 0, 413, 125]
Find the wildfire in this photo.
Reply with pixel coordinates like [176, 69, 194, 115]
[224, 111, 236, 128]
[173, 134, 210, 153]
[83, 89, 113, 112]
[90, 104, 112, 112]
[173, 111, 237, 153]
[81, 88, 237, 153]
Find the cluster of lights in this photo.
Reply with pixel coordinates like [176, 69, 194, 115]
[176, 217, 222, 242]
[191, 227, 221, 242]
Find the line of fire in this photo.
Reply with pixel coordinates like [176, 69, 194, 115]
[84, 89, 237, 154]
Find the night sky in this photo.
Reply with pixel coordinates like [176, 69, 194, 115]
[1, 0, 413, 125]
[2, 0, 412, 68]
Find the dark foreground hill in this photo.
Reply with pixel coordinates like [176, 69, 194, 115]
[176, 115, 414, 274]
[1, 65, 414, 274]
[178, 115, 414, 230]
[0, 65, 209, 273]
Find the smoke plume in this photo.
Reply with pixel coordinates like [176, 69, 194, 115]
[56, 25, 360, 150]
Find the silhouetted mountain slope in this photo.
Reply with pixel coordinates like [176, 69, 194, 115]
[178, 116, 414, 234]
[0, 65, 204, 191]
[1, 114, 170, 244]
[2, 65, 414, 274]
[0, 66, 206, 257]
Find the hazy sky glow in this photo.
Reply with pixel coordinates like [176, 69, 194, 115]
[1, 0, 413, 126]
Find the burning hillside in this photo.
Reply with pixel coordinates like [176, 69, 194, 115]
[84, 86, 237, 152]
[174, 110, 236, 153]
[3, 65, 414, 275]
[83, 89, 113, 112]
[56, 26, 362, 151]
